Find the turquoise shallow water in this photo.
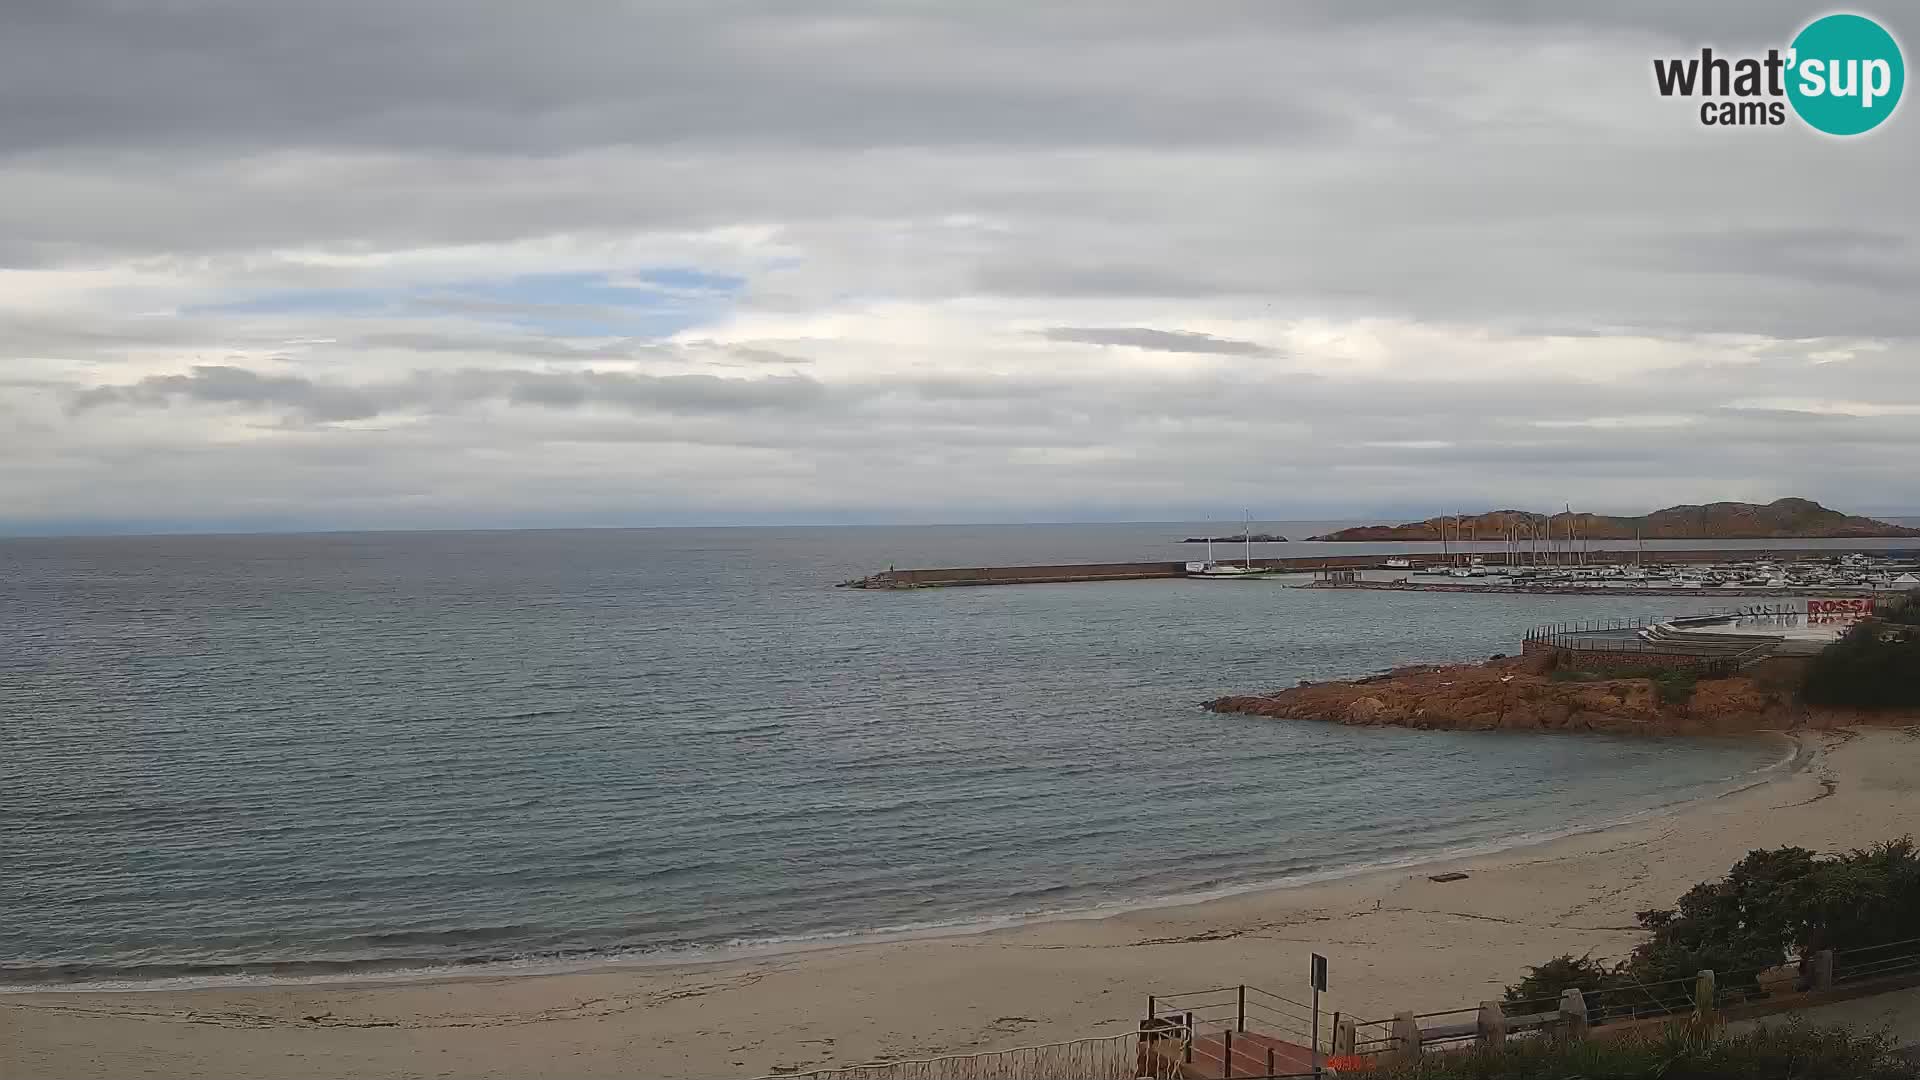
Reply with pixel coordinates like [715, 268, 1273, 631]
[0, 524, 1793, 987]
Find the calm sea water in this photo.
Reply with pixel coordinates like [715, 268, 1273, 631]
[0, 522, 1852, 988]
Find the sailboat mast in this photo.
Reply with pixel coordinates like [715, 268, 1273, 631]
[1244, 509, 1253, 570]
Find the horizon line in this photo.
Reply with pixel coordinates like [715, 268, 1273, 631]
[5, 508, 1919, 543]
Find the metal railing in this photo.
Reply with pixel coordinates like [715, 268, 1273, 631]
[1343, 934, 1920, 1065]
[1148, 984, 1327, 1047]
[1523, 613, 1785, 677]
[755, 1028, 1177, 1080]
[1525, 615, 1661, 642]
[1524, 605, 1804, 645]
[1349, 1015, 1399, 1056]
[1834, 935, 1920, 986]
[1577, 972, 1703, 1024]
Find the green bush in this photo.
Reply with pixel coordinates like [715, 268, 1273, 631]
[1802, 621, 1920, 709]
[1501, 953, 1621, 1015]
[1652, 669, 1699, 705]
[1875, 589, 1920, 628]
[1366, 1022, 1917, 1080]
[1502, 840, 1920, 1007]
[1546, 666, 1707, 703]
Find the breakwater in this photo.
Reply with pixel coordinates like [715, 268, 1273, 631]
[840, 560, 1197, 588]
[839, 547, 1886, 589]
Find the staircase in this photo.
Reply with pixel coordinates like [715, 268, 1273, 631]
[1144, 984, 1329, 1078]
[1183, 1029, 1317, 1078]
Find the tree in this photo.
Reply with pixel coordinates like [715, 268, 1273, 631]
[1505, 840, 1920, 1009]
[1802, 621, 1920, 709]
[1501, 953, 1620, 1015]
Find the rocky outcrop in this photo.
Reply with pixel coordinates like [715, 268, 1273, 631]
[1206, 657, 1812, 736]
[1307, 498, 1920, 542]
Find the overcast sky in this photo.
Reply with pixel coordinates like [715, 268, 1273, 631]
[2, 1, 1915, 534]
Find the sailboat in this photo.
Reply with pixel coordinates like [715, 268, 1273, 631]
[1187, 511, 1277, 579]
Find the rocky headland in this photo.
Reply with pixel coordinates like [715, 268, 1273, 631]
[1308, 497, 1920, 542]
[1182, 533, 1289, 544]
[1205, 653, 1903, 736]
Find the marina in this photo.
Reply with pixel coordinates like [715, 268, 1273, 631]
[842, 548, 1920, 594]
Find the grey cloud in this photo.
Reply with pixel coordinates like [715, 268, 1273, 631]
[725, 347, 813, 366]
[975, 262, 1236, 300]
[0, 1, 1335, 159]
[71, 365, 383, 422]
[1647, 227, 1920, 296]
[1040, 327, 1278, 356]
[2, 7, 1915, 343]
[18, 342, 1920, 530]
[0, 1, 1836, 161]
[349, 330, 673, 364]
[67, 365, 830, 423]
[26, 364, 1920, 529]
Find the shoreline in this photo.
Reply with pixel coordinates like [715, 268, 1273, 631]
[0, 732, 1800, 998]
[17, 727, 1909, 1080]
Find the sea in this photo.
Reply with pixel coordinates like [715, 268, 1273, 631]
[7, 520, 1908, 990]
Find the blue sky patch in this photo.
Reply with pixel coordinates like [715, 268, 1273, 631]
[190, 267, 745, 339]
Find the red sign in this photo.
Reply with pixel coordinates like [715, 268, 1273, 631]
[1809, 597, 1872, 623]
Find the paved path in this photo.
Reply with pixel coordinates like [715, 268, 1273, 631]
[1732, 984, 1920, 1050]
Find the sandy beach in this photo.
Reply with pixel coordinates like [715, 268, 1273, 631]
[7, 726, 1920, 1079]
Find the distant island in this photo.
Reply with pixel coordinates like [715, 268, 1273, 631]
[1182, 533, 1288, 544]
[1307, 498, 1920, 542]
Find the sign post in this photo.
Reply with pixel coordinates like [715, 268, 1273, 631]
[1310, 953, 1328, 1075]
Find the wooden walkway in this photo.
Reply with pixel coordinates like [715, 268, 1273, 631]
[1164, 1030, 1318, 1078]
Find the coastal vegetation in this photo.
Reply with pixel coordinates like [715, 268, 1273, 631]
[1875, 589, 1920, 628]
[1503, 839, 1920, 1009]
[1802, 618, 1920, 710]
[1550, 665, 1703, 705]
[1368, 1023, 1918, 1080]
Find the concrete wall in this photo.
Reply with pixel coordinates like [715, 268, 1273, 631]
[879, 561, 1186, 586]
[1561, 649, 1731, 675]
